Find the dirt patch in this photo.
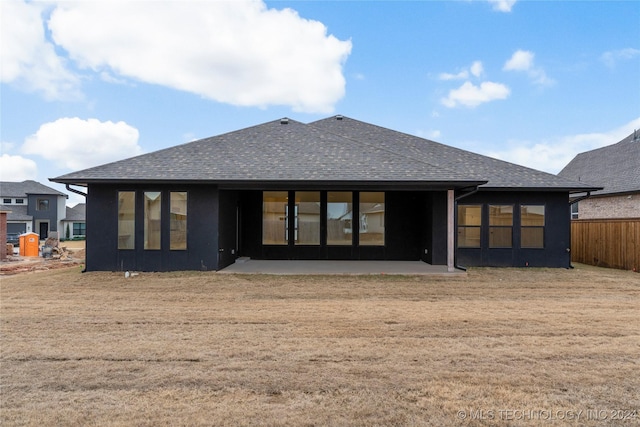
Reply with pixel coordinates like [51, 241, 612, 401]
[0, 246, 84, 276]
[1, 265, 639, 426]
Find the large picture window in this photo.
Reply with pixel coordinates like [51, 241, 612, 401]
[144, 192, 162, 250]
[263, 191, 288, 245]
[73, 222, 86, 237]
[359, 192, 384, 246]
[327, 192, 353, 245]
[170, 192, 187, 250]
[295, 192, 320, 245]
[118, 191, 135, 250]
[489, 205, 513, 248]
[457, 205, 481, 248]
[521, 205, 545, 248]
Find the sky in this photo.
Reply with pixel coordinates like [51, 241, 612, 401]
[1, 0, 639, 207]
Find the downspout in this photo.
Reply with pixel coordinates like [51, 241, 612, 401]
[569, 191, 591, 205]
[65, 184, 87, 198]
[65, 185, 88, 272]
[453, 186, 480, 272]
[567, 191, 591, 269]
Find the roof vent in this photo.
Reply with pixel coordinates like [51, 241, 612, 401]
[633, 129, 639, 142]
[280, 118, 289, 125]
[336, 115, 343, 121]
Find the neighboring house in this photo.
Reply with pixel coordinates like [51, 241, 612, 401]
[558, 131, 640, 219]
[61, 203, 86, 240]
[51, 116, 597, 272]
[0, 180, 68, 239]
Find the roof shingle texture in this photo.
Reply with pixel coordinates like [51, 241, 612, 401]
[558, 132, 640, 196]
[1, 180, 67, 197]
[52, 116, 595, 191]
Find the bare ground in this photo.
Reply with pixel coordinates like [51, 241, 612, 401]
[1, 264, 639, 426]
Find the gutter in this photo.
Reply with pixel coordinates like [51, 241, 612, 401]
[569, 191, 591, 205]
[65, 185, 88, 273]
[65, 184, 87, 198]
[453, 186, 481, 272]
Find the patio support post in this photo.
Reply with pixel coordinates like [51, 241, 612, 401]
[447, 189, 455, 272]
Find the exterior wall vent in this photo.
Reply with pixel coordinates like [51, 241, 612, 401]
[280, 118, 289, 125]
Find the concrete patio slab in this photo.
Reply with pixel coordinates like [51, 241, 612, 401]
[218, 260, 466, 276]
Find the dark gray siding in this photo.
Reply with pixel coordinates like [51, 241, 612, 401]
[85, 184, 219, 272]
[456, 191, 571, 268]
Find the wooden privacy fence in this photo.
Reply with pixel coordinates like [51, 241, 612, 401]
[571, 219, 640, 271]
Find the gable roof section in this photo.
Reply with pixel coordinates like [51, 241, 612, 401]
[51, 119, 484, 188]
[558, 132, 640, 196]
[63, 203, 86, 221]
[311, 116, 596, 191]
[1, 180, 67, 198]
[51, 116, 597, 192]
[0, 205, 32, 221]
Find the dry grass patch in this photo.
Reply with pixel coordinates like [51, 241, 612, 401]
[1, 265, 639, 426]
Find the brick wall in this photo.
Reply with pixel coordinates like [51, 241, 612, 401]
[577, 193, 640, 220]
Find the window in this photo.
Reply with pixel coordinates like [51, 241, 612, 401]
[15, 199, 24, 204]
[37, 198, 49, 211]
[118, 191, 135, 250]
[571, 202, 579, 220]
[73, 222, 86, 236]
[144, 192, 162, 250]
[327, 192, 353, 245]
[170, 192, 187, 250]
[3, 198, 11, 204]
[295, 191, 320, 245]
[359, 192, 384, 246]
[263, 191, 288, 245]
[489, 205, 513, 248]
[457, 205, 481, 248]
[521, 205, 545, 248]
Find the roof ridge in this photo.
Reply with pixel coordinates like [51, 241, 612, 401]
[308, 116, 483, 183]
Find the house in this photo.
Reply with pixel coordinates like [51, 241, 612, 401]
[0, 180, 68, 239]
[61, 203, 86, 240]
[558, 131, 640, 219]
[50, 116, 598, 272]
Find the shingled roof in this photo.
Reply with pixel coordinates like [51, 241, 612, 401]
[558, 131, 640, 196]
[1, 180, 67, 197]
[51, 116, 596, 192]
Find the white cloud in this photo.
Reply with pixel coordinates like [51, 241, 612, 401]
[439, 60, 483, 81]
[485, 117, 640, 174]
[0, 154, 38, 181]
[487, 0, 517, 12]
[439, 70, 469, 81]
[0, 0, 81, 100]
[441, 81, 510, 108]
[601, 48, 640, 68]
[45, 0, 351, 113]
[503, 49, 554, 86]
[22, 118, 142, 171]
[470, 61, 484, 78]
[503, 50, 534, 71]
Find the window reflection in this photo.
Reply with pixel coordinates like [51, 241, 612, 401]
[170, 192, 187, 250]
[359, 192, 384, 246]
[263, 191, 288, 245]
[327, 192, 352, 245]
[144, 192, 161, 250]
[295, 192, 320, 245]
[118, 191, 135, 250]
